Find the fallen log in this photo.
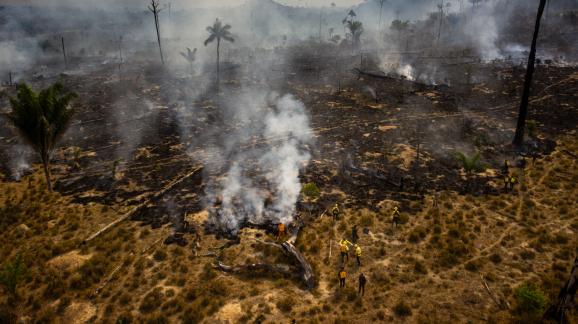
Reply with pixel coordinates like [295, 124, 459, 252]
[282, 241, 316, 289]
[353, 68, 398, 81]
[254, 225, 316, 289]
[83, 166, 203, 243]
[215, 261, 295, 277]
[480, 274, 509, 310]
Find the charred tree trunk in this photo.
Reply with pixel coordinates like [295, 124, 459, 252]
[513, 0, 547, 147]
[42, 155, 52, 192]
[544, 259, 578, 323]
[281, 241, 315, 289]
[216, 261, 295, 277]
[222, 226, 317, 289]
[148, 0, 165, 65]
[61, 37, 68, 69]
[216, 38, 221, 88]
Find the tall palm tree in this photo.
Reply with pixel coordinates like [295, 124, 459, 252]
[9, 83, 76, 191]
[513, 0, 548, 146]
[204, 18, 234, 87]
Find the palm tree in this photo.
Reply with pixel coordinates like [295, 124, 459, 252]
[513, 0, 548, 146]
[346, 20, 364, 47]
[9, 83, 76, 191]
[455, 151, 485, 190]
[180, 47, 197, 75]
[204, 18, 234, 87]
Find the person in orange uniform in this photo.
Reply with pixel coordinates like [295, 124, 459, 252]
[276, 222, 286, 240]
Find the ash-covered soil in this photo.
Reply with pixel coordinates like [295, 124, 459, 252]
[0, 52, 577, 323]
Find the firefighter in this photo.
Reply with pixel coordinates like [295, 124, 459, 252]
[504, 175, 511, 191]
[392, 207, 401, 227]
[331, 203, 340, 221]
[502, 159, 510, 175]
[276, 223, 285, 240]
[509, 175, 518, 191]
[433, 191, 440, 208]
[339, 239, 351, 264]
[339, 268, 347, 288]
[354, 244, 362, 266]
[358, 273, 367, 296]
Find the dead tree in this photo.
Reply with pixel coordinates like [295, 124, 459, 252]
[148, 0, 165, 65]
[513, 0, 547, 146]
[61, 36, 68, 69]
[216, 224, 316, 289]
[544, 257, 578, 323]
[118, 36, 123, 78]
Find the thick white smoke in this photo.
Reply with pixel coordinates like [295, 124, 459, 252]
[209, 93, 312, 233]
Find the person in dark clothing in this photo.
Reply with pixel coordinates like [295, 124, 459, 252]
[358, 273, 367, 296]
[339, 268, 347, 288]
[351, 225, 359, 243]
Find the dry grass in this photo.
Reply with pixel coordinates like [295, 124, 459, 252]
[0, 137, 577, 323]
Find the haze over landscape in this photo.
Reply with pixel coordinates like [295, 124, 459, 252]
[0, 0, 577, 323]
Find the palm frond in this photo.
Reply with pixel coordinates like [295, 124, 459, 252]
[204, 34, 217, 46]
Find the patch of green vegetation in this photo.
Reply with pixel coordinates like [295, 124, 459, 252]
[513, 283, 547, 317]
[302, 182, 321, 200]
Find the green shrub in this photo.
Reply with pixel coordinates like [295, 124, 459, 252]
[301, 182, 320, 200]
[0, 254, 26, 297]
[514, 283, 547, 315]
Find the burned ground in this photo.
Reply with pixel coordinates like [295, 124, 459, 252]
[0, 36, 578, 324]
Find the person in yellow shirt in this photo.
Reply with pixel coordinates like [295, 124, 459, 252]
[331, 203, 340, 221]
[338, 268, 347, 288]
[339, 239, 351, 264]
[354, 244, 362, 266]
[392, 207, 401, 227]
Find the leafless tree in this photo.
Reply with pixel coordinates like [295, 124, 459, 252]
[148, 0, 165, 65]
[513, 0, 548, 146]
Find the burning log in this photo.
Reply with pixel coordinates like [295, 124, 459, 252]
[83, 166, 203, 243]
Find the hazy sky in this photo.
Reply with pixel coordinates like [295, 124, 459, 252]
[0, 0, 365, 8]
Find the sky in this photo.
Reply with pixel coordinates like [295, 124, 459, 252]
[0, 0, 365, 8]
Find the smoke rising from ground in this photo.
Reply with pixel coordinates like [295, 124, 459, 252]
[205, 92, 313, 233]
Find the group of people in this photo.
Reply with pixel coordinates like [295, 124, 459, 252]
[338, 268, 367, 296]
[338, 239, 367, 295]
[333, 203, 407, 296]
[334, 202, 369, 296]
